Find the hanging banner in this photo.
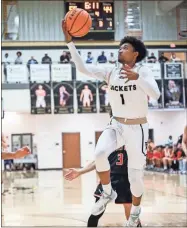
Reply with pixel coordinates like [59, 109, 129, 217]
[53, 81, 74, 114]
[98, 81, 111, 113]
[144, 63, 161, 79]
[148, 80, 163, 109]
[164, 63, 183, 79]
[51, 64, 72, 82]
[7, 65, 28, 83]
[30, 82, 51, 114]
[30, 64, 50, 82]
[164, 79, 184, 109]
[76, 81, 97, 113]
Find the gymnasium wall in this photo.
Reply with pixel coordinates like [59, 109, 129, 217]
[8, 0, 179, 41]
[2, 111, 186, 169]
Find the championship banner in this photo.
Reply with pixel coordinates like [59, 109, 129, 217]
[51, 64, 72, 82]
[76, 81, 97, 113]
[98, 81, 111, 113]
[30, 82, 51, 114]
[53, 81, 74, 114]
[148, 80, 163, 109]
[30, 64, 50, 82]
[144, 63, 161, 79]
[2, 64, 5, 83]
[7, 65, 28, 83]
[164, 79, 184, 109]
[164, 63, 183, 79]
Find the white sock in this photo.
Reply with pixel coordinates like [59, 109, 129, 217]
[131, 204, 141, 215]
[102, 182, 112, 195]
[164, 165, 167, 169]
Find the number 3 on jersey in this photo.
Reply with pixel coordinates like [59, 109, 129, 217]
[116, 153, 124, 166]
[120, 94, 125, 105]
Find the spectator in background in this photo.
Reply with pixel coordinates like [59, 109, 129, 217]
[2, 53, 11, 80]
[108, 52, 117, 64]
[97, 51, 107, 63]
[147, 52, 157, 63]
[15, 51, 23, 64]
[158, 52, 169, 63]
[168, 135, 173, 146]
[170, 52, 180, 62]
[86, 52, 93, 64]
[42, 53, 52, 64]
[27, 56, 38, 70]
[60, 51, 70, 64]
[152, 146, 164, 171]
[146, 144, 153, 169]
[162, 146, 174, 172]
[173, 147, 186, 174]
[27, 56, 38, 65]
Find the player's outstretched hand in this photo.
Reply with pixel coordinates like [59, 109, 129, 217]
[62, 19, 72, 43]
[14, 146, 31, 159]
[120, 64, 139, 83]
[64, 168, 80, 181]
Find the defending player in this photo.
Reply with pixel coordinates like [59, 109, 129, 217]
[64, 146, 141, 227]
[63, 21, 160, 226]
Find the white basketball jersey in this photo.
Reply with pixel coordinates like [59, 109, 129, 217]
[108, 65, 149, 119]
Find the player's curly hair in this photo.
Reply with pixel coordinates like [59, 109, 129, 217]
[120, 36, 147, 63]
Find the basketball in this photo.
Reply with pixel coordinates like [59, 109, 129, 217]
[65, 8, 92, 37]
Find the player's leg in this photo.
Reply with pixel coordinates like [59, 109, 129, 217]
[92, 128, 123, 215]
[87, 194, 105, 226]
[123, 203, 131, 220]
[124, 123, 148, 226]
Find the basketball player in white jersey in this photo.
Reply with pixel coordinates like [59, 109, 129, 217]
[35, 85, 46, 108]
[63, 21, 160, 226]
[80, 85, 93, 107]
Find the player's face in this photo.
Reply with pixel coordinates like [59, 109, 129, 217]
[118, 43, 138, 64]
[39, 85, 43, 89]
[85, 85, 88, 89]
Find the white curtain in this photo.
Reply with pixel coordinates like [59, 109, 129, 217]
[18, 1, 65, 41]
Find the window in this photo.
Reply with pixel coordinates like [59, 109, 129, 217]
[11, 134, 33, 152]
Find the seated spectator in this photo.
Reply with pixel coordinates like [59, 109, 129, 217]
[108, 52, 117, 64]
[158, 52, 169, 63]
[27, 56, 38, 65]
[60, 51, 70, 64]
[170, 52, 180, 62]
[97, 51, 107, 63]
[163, 146, 174, 172]
[167, 135, 173, 146]
[42, 53, 52, 64]
[147, 139, 155, 150]
[146, 145, 153, 169]
[147, 52, 157, 63]
[15, 51, 23, 64]
[27, 56, 38, 70]
[86, 52, 93, 64]
[173, 146, 186, 174]
[152, 146, 164, 170]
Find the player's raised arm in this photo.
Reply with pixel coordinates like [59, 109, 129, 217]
[62, 20, 109, 82]
[136, 66, 160, 100]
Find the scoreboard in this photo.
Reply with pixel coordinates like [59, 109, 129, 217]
[65, 1, 114, 32]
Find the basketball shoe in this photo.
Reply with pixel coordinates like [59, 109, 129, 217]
[125, 208, 141, 227]
[91, 189, 117, 216]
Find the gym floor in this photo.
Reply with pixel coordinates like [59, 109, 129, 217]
[2, 170, 187, 226]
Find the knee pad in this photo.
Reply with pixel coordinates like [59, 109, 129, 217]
[128, 168, 144, 197]
[94, 148, 110, 172]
